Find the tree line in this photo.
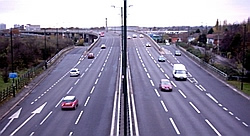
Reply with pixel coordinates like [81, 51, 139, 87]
[0, 31, 74, 83]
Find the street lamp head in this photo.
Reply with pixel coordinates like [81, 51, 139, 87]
[111, 5, 115, 8]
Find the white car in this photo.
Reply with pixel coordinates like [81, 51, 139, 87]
[145, 42, 151, 47]
[139, 34, 144, 38]
[101, 44, 106, 49]
[132, 34, 137, 38]
[70, 68, 80, 77]
[127, 36, 132, 39]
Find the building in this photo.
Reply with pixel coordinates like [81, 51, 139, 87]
[25, 24, 40, 31]
[0, 23, 6, 30]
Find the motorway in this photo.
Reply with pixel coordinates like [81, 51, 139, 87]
[0, 32, 249, 136]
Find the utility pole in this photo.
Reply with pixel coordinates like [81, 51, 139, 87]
[123, 0, 127, 135]
[44, 29, 47, 69]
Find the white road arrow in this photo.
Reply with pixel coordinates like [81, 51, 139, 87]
[0, 108, 22, 134]
[10, 102, 47, 136]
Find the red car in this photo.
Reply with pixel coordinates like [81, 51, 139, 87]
[88, 53, 94, 59]
[61, 96, 78, 110]
[159, 79, 172, 91]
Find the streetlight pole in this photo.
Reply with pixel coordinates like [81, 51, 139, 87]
[123, 0, 127, 135]
[44, 28, 47, 69]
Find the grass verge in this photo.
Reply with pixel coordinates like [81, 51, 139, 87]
[227, 81, 250, 96]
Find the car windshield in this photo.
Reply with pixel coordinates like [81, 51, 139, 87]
[176, 70, 186, 74]
[71, 70, 77, 72]
[162, 80, 170, 85]
[62, 99, 74, 103]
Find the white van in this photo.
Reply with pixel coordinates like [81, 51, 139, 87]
[173, 64, 187, 80]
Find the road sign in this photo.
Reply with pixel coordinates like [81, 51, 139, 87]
[9, 73, 18, 78]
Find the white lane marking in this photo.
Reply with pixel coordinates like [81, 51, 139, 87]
[55, 98, 63, 108]
[161, 100, 168, 112]
[171, 81, 177, 88]
[169, 118, 181, 135]
[67, 87, 73, 94]
[142, 63, 145, 67]
[88, 63, 92, 67]
[157, 64, 160, 68]
[75, 111, 84, 125]
[229, 111, 234, 116]
[101, 67, 104, 71]
[98, 72, 102, 77]
[218, 104, 223, 107]
[29, 132, 35, 136]
[103, 63, 106, 67]
[160, 68, 164, 73]
[206, 93, 219, 104]
[40, 111, 53, 125]
[147, 73, 151, 79]
[235, 117, 240, 121]
[178, 89, 187, 99]
[195, 84, 203, 91]
[189, 102, 200, 114]
[69, 132, 73, 136]
[95, 78, 99, 85]
[80, 73, 85, 78]
[74, 79, 80, 85]
[165, 74, 169, 79]
[223, 107, 228, 111]
[85, 68, 89, 72]
[154, 89, 160, 97]
[205, 119, 222, 136]
[84, 96, 90, 106]
[144, 68, 148, 72]
[199, 85, 206, 91]
[90, 86, 95, 94]
[150, 80, 155, 86]
[242, 122, 249, 127]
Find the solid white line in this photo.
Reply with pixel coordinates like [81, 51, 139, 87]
[131, 94, 140, 135]
[206, 93, 219, 104]
[178, 89, 187, 99]
[189, 102, 200, 114]
[169, 118, 181, 135]
[199, 85, 206, 91]
[160, 100, 168, 112]
[84, 96, 90, 106]
[154, 89, 160, 97]
[40, 111, 53, 125]
[205, 119, 222, 136]
[90, 86, 95, 94]
[75, 111, 84, 125]
[150, 80, 155, 86]
[10, 114, 36, 136]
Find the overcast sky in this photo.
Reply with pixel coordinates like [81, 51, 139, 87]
[0, 0, 249, 28]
